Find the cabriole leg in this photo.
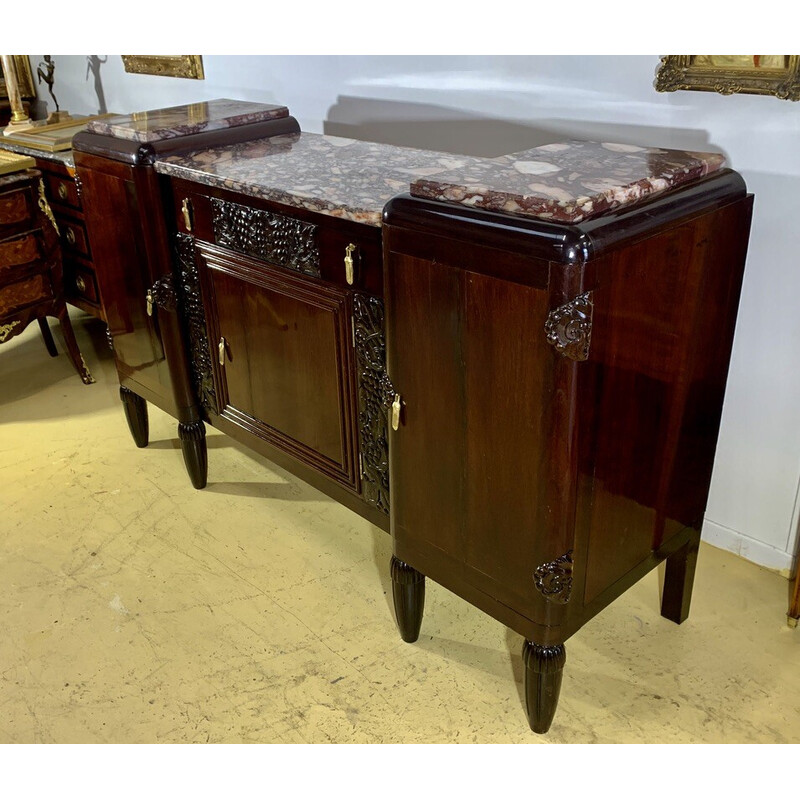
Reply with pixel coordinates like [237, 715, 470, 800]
[56, 306, 94, 384]
[120, 386, 149, 448]
[522, 641, 566, 734]
[178, 420, 208, 490]
[661, 533, 700, 624]
[390, 555, 425, 643]
[38, 317, 58, 357]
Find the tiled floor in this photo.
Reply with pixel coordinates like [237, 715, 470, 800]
[1, 314, 798, 743]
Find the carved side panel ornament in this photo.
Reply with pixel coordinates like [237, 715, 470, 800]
[148, 274, 177, 313]
[175, 233, 218, 414]
[533, 550, 574, 604]
[210, 198, 320, 278]
[353, 293, 394, 515]
[544, 291, 593, 361]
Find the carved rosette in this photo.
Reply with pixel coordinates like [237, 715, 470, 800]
[353, 293, 394, 515]
[544, 292, 593, 361]
[175, 233, 218, 414]
[533, 550, 574, 604]
[149, 274, 177, 313]
[210, 198, 320, 278]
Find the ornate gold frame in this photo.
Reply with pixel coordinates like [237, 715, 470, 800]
[656, 55, 800, 101]
[0, 55, 35, 99]
[121, 55, 204, 80]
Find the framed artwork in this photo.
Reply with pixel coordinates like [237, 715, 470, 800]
[121, 56, 204, 80]
[0, 56, 35, 100]
[656, 55, 800, 100]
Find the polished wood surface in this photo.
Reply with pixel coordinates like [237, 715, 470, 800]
[0, 169, 93, 384]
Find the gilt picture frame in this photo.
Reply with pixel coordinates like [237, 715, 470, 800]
[656, 55, 800, 101]
[121, 55, 205, 80]
[0, 56, 36, 100]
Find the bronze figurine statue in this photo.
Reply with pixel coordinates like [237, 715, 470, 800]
[37, 55, 59, 113]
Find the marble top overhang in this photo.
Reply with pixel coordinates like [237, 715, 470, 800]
[410, 140, 726, 224]
[0, 142, 74, 168]
[86, 99, 290, 143]
[153, 130, 726, 227]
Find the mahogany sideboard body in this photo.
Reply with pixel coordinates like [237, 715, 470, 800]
[73, 117, 753, 734]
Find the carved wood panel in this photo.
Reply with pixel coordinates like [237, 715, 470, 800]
[175, 233, 218, 413]
[210, 197, 320, 278]
[353, 293, 393, 515]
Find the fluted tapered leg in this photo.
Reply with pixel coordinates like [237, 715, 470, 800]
[178, 420, 208, 490]
[390, 555, 425, 643]
[523, 641, 566, 734]
[120, 386, 149, 448]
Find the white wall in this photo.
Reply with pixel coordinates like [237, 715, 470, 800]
[35, 54, 800, 573]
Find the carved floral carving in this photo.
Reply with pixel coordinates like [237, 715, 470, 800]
[175, 233, 217, 413]
[211, 198, 320, 278]
[533, 550, 574, 604]
[544, 292, 593, 361]
[353, 293, 394, 515]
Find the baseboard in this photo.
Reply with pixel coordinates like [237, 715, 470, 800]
[702, 519, 795, 577]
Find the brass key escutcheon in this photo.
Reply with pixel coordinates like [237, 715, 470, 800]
[181, 197, 193, 232]
[391, 393, 402, 431]
[146, 289, 154, 316]
[344, 243, 356, 285]
[218, 336, 227, 366]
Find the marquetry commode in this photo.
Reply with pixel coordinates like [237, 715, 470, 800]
[73, 99, 753, 734]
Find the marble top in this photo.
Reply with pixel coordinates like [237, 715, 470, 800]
[155, 132, 472, 225]
[0, 141, 74, 168]
[87, 99, 289, 143]
[154, 129, 726, 227]
[411, 141, 726, 223]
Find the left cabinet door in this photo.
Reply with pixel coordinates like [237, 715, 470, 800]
[76, 155, 178, 414]
[197, 241, 358, 489]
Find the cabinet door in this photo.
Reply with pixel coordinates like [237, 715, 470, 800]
[384, 245, 565, 624]
[197, 241, 357, 488]
[76, 156, 175, 410]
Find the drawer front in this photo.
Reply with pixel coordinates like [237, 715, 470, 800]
[174, 185, 383, 295]
[0, 233, 40, 271]
[0, 188, 32, 228]
[65, 260, 100, 305]
[60, 218, 91, 258]
[0, 274, 50, 314]
[45, 172, 80, 209]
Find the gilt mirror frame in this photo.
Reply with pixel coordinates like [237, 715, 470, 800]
[0, 56, 36, 100]
[121, 55, 204, 80]
[656, 55, 800, 101]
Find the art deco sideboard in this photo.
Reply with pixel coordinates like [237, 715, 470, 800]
[73, 100, 753, 733]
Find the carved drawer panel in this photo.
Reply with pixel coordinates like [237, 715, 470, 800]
[0, 233, 40, 271]
[0, 274, 50, 315]
[0, 188, 31, 228]
[209, 197, 320, 278]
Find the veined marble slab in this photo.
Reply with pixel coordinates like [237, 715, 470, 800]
[410, 140, 726, 224]
[87, 99, 289, 144]
[155, 132, 471, 226]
